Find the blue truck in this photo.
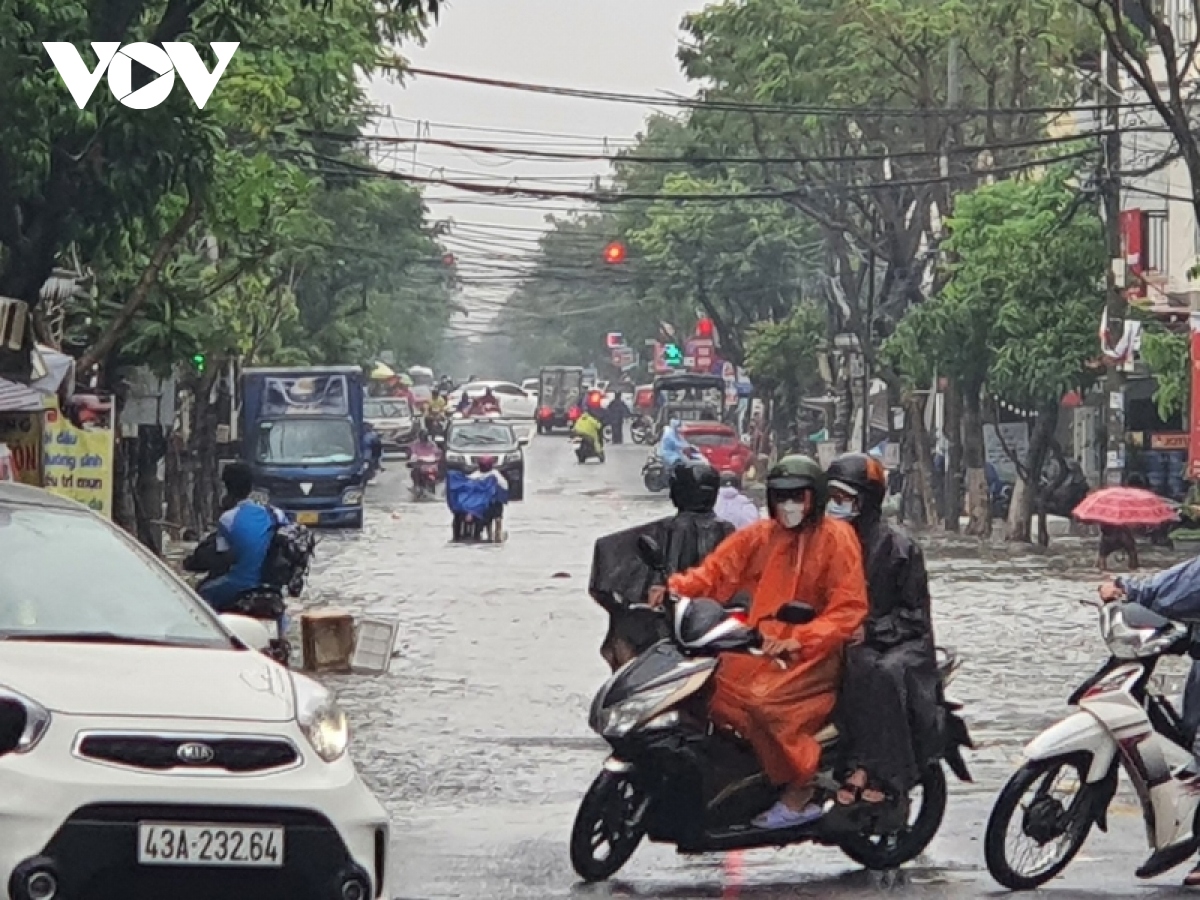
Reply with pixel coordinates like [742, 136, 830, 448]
[241, 366, 367, 528]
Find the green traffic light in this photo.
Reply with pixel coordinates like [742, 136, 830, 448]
[192, 353, 206, 372]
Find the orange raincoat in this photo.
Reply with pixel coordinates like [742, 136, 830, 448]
[668, 517, 868, 786]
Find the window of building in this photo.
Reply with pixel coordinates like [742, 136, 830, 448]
[1147, 210, 1168, 274]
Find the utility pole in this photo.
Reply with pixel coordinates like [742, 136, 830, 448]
[1102, 44, 1126, 486]
[862, 215, 876, 453]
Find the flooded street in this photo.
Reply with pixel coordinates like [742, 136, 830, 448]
[303, 437, 1195, 899]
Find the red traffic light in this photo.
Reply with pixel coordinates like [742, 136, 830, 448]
[696, 317, 714, 339]
[603, 241, 627, 264]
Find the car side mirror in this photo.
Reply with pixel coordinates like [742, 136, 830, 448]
[776, 602, 816, 625]
[636, 535, 667, 573]
[0, 698, 28, 756]
[517, 436, 529, 446]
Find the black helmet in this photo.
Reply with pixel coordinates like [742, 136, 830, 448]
[670, 459, 720, 513]
[720, 470, 742, 489]
[826, 452, 887, 510]
[765, 455, 826, 529]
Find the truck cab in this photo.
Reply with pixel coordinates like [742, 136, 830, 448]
[241, 366, 367, 528]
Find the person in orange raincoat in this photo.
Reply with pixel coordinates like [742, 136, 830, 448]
[659, 454, 868, 830]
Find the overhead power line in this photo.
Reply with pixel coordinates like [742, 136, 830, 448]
[404, 66, 1167, 119]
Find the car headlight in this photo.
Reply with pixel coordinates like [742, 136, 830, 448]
[294, 678, 349, 762]
[342, 488, 363, 505]
[249, 489, 270, 505]
[446, 452, 466, 464]
[590, 684, 677, 738]
[502, 451, 522, 464]
[0, 687, 51, 753]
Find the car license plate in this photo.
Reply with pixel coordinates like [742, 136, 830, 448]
[296, 512, 319, 525]
[138, 822, 284, 867]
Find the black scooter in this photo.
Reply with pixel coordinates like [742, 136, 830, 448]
[573, 434, 606, 464]
[569, 536, 973, 881]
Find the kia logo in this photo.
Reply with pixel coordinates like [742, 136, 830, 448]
[176, 742, 215, 764]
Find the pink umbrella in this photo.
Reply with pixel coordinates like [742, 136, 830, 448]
[1072, 487, 1179, 527]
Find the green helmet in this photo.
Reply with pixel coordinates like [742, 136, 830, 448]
[766, 454, 828, 528]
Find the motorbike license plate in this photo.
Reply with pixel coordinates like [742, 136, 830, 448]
[138, 822, 284, 867]
[295, 512, 319, 525]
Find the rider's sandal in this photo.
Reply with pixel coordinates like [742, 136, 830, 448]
[860, 786, 889, 805]
[1184, 866, 1200, 887]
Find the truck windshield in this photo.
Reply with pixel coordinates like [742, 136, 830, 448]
[256, 419, 356, 465]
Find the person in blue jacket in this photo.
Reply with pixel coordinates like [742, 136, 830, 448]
[190, 462, 287, 612]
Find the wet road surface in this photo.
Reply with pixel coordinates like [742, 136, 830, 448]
[303, 435, 1200, 898]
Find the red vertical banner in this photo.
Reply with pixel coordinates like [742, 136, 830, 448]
[1189, 313, 1200, 478]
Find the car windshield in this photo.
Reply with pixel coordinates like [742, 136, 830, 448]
[365, 398, 411, 419]
[256, 418, 356, 465]
[685, 432, 736, 447]
[447, 423, 515, 450]
[0, 505, 231, 646]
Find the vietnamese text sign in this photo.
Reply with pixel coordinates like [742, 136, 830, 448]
[42, 398, 115, 516]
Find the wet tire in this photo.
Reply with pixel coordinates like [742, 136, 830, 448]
[984, 756, 1096, 891]
[569, 770, 647, 882]
[839, 763, 947, 870]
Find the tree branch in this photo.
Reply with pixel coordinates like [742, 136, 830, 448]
[78, 194, 202, 373]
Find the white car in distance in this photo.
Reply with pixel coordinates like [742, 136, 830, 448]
[449, 380, 537, 419]
[0, 483, 387, 900]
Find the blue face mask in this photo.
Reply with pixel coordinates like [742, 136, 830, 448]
[827, 499, 857, 520]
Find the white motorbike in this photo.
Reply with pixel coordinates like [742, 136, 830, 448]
[985, 595, 1200, 890]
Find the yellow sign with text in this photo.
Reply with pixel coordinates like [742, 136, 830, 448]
[41, 398, 114, 517]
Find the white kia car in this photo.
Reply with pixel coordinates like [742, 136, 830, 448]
[448, 380, 537, 419]
[0, 483, 388, 900]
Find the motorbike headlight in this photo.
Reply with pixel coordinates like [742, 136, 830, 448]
[591, 684, 677, 738]
[342, 488, 364, 505]
[294, 678, 350, 762]
[0, 687, 51, 753]
[249, 489, 270, 505]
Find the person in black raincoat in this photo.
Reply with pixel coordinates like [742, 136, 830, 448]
[590, 459, 733, 670]
[826, 452, 943, 803]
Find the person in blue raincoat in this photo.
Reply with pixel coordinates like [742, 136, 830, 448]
[1101, 561, 1200, 884]
[658, 416, 696, 467]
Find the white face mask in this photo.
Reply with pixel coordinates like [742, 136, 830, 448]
[827, 499, 857, 520]
[776, 500, 806, 529]
[669, 418, 681, 429]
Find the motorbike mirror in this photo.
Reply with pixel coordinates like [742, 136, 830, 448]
[775, 602, 816, 625]
[636, 535, 667, 572]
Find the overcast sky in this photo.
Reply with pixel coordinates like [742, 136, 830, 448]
[366, 0, 710, 332]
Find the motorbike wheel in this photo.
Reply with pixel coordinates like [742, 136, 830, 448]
[838, 763, 947, 870]
[569, 769, 647, 882]
[984, 755, 1097, 890]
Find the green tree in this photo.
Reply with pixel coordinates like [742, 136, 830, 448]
[1139, 328, 1188, 421]
[0, 0, 438, 378]
[892, 168, 1105, 543]
[744, 303, 827, 450]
